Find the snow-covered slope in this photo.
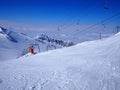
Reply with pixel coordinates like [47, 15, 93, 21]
[0, 26, 74, 61]
[0, 26, 37, 60]
[0, 32, 120, 90]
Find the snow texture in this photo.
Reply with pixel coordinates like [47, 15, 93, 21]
[0, 32, 120, 90]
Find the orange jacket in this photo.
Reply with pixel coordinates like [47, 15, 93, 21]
[29, 46, 34, 54]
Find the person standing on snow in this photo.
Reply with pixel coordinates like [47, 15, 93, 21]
[29, 45, 34, 54]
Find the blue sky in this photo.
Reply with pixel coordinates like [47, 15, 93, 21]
[0, 0, 120, 29]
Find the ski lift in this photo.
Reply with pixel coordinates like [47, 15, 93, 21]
[46, 44, 56, 51]
[115, 26, 120, 33]
[76, 20, 80, 31]
[101, 21, 106, 32]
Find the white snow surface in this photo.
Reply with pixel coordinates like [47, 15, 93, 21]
[0, 33, 120, 90]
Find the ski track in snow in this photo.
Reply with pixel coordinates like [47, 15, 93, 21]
[0, 62, 120, 90]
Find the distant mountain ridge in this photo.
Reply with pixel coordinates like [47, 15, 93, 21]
[0, 24, 117, 61]
[0, 26, 74, 60]
[0, 26, 17, 42]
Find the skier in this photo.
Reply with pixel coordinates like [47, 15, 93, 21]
[29, 45, 34, 54]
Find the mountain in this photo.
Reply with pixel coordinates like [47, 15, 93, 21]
[0, 26, 74, 60]
[0, 26, 37, 60]
[0, 24, 117, 61]
[0, 32, 120, 90]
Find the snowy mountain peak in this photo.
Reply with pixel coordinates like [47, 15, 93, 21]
[0, 26, 10, 34]
[0, 26, 75, 60]
[0, 26, 18, 43]
[0, 26, 5, 34]
[0, 27, 2, 32]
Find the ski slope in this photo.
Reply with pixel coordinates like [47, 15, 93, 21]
[0, 26, 116, 61]
[0, 26, 67, 61]
[0, 32, 120, 90]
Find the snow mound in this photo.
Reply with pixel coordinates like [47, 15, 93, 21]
[0, 33, 120, 90]
[115, 31, 120, 35]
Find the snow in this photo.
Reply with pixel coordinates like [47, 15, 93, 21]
[0, 27, 66, 60]
[0, 33, 120, 90]
[0, 27, 34, 60]
[0, 28, 2, 32]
